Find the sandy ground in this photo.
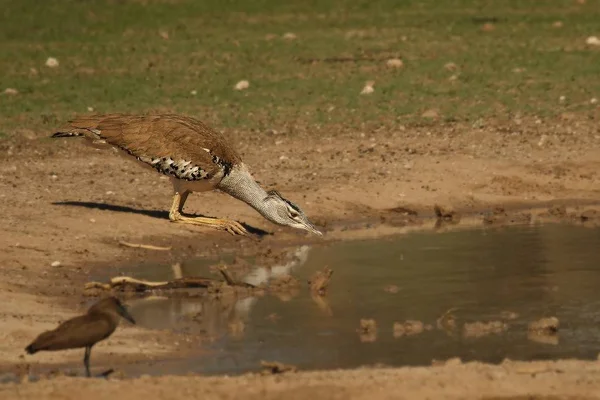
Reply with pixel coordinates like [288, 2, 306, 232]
[1, 116, 600, 396]
[4, 359, 600, 400]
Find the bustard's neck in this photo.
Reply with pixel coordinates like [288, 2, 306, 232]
[217, 164, 269, 215]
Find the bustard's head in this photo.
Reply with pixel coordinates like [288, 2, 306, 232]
[262, 190, 322, 236]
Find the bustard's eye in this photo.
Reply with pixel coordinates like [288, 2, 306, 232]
[289, 211, 299, 219]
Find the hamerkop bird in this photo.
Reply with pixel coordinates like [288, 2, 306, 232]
[25, 296, 136, 377]
[51, 114, 322, 236]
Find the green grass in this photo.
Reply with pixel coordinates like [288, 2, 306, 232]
[1, 0, 599, 136]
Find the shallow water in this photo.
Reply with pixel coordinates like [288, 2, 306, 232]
[110, 223, 600, 376]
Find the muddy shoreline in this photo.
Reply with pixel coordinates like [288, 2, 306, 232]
[1, 119, 600, 396]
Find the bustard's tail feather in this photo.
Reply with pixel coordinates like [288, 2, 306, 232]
[51, 131, 84, 138]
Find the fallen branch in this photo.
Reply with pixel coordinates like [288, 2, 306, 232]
[118, 241, 172, 251]
[218, 265, 255, 288]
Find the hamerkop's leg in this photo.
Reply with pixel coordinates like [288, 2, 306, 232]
[168, 191, 248, 236]
[84, 346, 92, 378]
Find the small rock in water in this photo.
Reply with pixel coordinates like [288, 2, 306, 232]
[234, 80, 249, 91]
[45, 57, 59, 68]
[393, 320, 425, 337]
[528, 316, 559, 334]
[357, 318, 377, 342]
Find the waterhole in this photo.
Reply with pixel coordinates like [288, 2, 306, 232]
[106, 223, 600, 376]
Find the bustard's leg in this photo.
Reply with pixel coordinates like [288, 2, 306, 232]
[168, 192, 248, 236]
[83, 346, 92, 378]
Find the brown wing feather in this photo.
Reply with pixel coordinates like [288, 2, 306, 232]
[61, 114, 242, 180]
[26, 315, 116, 352]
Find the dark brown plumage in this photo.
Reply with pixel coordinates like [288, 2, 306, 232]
[25, 296, 136, 377]
[53, 113, 242, 179]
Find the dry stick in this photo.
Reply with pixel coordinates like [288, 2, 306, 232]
[218, 265, 255, 288]
[118, 241, 172, 251]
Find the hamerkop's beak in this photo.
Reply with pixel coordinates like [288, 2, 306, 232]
[118, 305, 136, 325]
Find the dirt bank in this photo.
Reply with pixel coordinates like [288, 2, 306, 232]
[0, 117, 599, 392]
[3, 359, 600, 400]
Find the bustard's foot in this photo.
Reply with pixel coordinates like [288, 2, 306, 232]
[170, 213, 248, 236]
[168, 192, 248, 236]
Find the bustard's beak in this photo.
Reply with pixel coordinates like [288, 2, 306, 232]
[118, 304, 136, 325]
[303, 221, 323, 236]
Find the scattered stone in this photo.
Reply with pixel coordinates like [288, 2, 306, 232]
[190, 90, 197, 96]
[591, 98, 598, 104]
[463, 321, 507, 338]
[386, 58, 404, 68]
[434, 204, 460, 222]
[360, 81, 375, 95]
[308, 267, 333, 295]
[45, 57, 59, 68]
[260, 361, 297, 375]
[585, 36, 600, 46]
[528, 317, 559, 335]
[282, 32, 297, 40]
[393, 320, 425, 337]
[552, 21, 563, 28]
[421, 109, 439, 119]
[3, 88, 18, 95]
[50, 261, 61, 267]
[234, 80, 249, 91]
[559, 95, 566, 103]
[158, 30, 169, 40]
[87, 107, 94, 112]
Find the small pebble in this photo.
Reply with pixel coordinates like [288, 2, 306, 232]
[282, 32, 297, 40]
[586, 36, 600, 46]
[234, 80, 249, 91]
[190, 90, 197, 95]
[386, 58, 403, 68]
[360, 81, 375, 95]
[590, 98, 598, 104]
[45, 57, 59, 68]
[51, 261, 61, 267]
[3, 88, 18, 95]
